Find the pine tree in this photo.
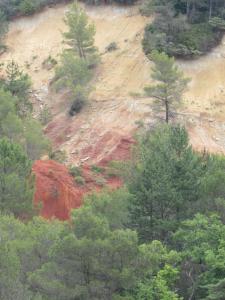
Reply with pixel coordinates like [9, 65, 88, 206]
[127, 125, 204, 241]
[63, 2, 99, 67]
[0, 138, 33, 216]
[145, 51, 189, 123]
[5, 60, 32, 117]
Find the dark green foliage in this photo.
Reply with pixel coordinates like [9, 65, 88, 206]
[19, 0, 39, 15]
[0, 10, 8, 51]
[26, 189, 179, 299]
[127, 125, 204, 242]
[0, 0, 66, 18]
[173, 214, 225, 299]
[49, 149, 67, 163]
[91, 164, 104, 173]
[142, 0, 225, 58]
[114, 0, 136, 4]
[0, 88, 23, 142]
[0, 215, 65, 299]
[69, 89, 87, 115]
[83, 188, 131, 230]
[39, 104, 52, 125]
[24, 118, 50, 160]
[3, 60, 32, 117]
[75, 175, 85, 185]
[0, 67, 50, 160]
[69, 165, 82, 177]
[0, 138, 33, 216]
[0, 0, 136, 19]
[105, 41, 118, 52]
[199, 154, 225, 222]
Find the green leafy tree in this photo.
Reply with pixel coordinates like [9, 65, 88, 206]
[0, 138, 33, 216]
[19, 0, 38, 15]
[174, 214, 225, 300]
[82, 188, 131, 230]
[127, 124, 204, 241]
[63, 1, 99, 67]
[136, 265, 182, 300]
[145, 51, 189, 123]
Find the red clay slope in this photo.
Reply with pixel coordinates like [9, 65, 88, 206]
[33, 160, 122, 220]
[33, 160, 84, 220]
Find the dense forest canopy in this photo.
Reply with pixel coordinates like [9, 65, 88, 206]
[142, 0, 225, 57]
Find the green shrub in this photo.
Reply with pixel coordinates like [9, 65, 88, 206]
[91, 165, 104, 174]
[105, 42, 118, 52]
[69, 89, 87, 116]
[75, 176, 85, 186]
[19, 0, 39, 15]
[39, 105, 52, 125]
[69, 166, 82, 177]
[49, 149, 67, 163]
[142, 0, 225, 58]
[95, 177, 107, 187]
[143, 20, 222, 58]
[42, 55, 57, 70]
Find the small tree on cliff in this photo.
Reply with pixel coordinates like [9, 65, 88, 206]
[144, 51, 189, 123]
[63, 2, 99, 67]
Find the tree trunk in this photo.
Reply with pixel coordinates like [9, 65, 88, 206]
[209, 0, 212, 19]
[186, 0, 190, 20]
[77, 44, 83, 59]
[190, 1, 196, 23]
[165, 100, 169, 123]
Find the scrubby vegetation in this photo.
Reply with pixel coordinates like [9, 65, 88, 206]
[42, 55, 57, 70]
[142, 0, 225, 58]
[54, 2, 99, 115]
[39, 104, 52, 125]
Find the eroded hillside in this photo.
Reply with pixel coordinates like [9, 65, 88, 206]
[2, 3, 225, 166]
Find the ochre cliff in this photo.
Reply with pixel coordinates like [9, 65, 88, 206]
[33, 160, 122, 220]
[33, 160, 83, 220]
